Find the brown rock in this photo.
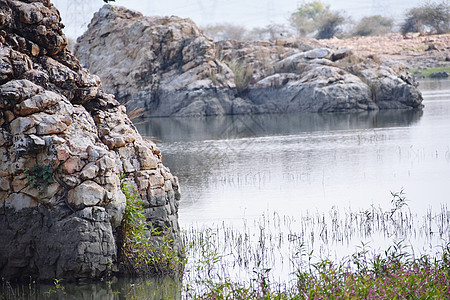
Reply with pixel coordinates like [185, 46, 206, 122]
[63, 157, 83, 174]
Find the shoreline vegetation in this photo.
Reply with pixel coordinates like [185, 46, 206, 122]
[2, 190, 449, 299]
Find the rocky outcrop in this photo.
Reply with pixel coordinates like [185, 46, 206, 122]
[75, 5, 236, 117]
[75, 5, 423, 117]
[0, 0, 180, 282]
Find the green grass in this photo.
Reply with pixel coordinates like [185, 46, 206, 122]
[185, 242, 450, 299]
[408, 66, 450, 77]
[118, 175, 185, 276]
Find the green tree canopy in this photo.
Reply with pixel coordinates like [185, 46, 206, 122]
[289, 1, 346, 39]
[401, 1, 450, 35]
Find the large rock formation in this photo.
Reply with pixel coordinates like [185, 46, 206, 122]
[75, 5, 423, 117]
[75, 5, 236, 117]
[0, 0, 181, 282]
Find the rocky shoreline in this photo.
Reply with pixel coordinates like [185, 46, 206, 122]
[75, 5, 424, 117]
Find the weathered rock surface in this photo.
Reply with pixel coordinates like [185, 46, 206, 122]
[75, 5, 423, 117]
[75, 5, 235, 117]
[0, 0, 181, 282]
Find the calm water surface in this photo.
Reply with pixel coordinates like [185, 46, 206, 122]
[137, 78, 450, 225]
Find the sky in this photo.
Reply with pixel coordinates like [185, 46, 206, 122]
[52, 0, 424, 39]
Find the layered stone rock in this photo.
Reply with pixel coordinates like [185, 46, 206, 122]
[0, 0, 180, 282]
[75, 5, 423, 117]
[75, 5, 235, 117]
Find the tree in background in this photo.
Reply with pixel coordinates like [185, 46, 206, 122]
[248, 24, 292, 40]
[289, 1, 346, 39]
[353, 15, 394, 36]
[401, 1, 449, 35]
[202, 23, 248, 41]
[289, 1, 326, 37]
[316, 10, 346, 39]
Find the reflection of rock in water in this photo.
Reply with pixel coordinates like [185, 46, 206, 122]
[369, 109, 423, 128]
[136, 109, 423, 142]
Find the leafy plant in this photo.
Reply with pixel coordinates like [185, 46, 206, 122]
[23, 163, 53, 196]
[118, 177, 184, 276]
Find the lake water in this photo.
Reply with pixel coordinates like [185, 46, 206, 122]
[135, 78, 450, 285]
[137, 78, 450, 224]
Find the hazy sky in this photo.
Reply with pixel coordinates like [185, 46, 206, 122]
[53, 0, 423, 39]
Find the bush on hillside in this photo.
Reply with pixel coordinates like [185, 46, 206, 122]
[353, 15, 394, 36]
[401, 1, 450, 35]
[289, 1, 347, 39]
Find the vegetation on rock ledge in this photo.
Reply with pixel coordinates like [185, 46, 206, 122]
[118, 175, 184, 276]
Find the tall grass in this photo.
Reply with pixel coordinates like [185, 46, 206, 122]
[226, 59, 253, 94]
[181, 191, 450, 298]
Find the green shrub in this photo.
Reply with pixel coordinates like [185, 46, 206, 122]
[23, 163, 53, 196]
[118, 177, 184, 276]
[353, 15, 394, 36]
[401, 1, 450, 35]
[289, 1, 347, 39]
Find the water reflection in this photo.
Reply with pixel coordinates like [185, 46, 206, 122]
[135, 79, 450, 226]
[135, 109, 423, 143]
[0, 276, 181, 300]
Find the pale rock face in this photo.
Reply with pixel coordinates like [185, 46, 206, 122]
[68, 180, 106, 208]
[0, 0, 181, 282]
[76, 5, 423, 116]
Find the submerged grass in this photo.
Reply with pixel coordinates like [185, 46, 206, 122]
[181, 190, 450, 299]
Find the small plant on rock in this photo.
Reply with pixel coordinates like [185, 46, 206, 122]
[227, 59, 253, 95]
[118, 176, 184, 276]
[23, 163, 54, 196]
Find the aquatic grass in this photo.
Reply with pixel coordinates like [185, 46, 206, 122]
[181, 191, 450, 298]
[184, 239, 450, 299]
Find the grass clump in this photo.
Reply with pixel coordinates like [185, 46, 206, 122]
[226, 59, 253, 94]
[187, 242, 450, 299]
[118, 176, 184, 276]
